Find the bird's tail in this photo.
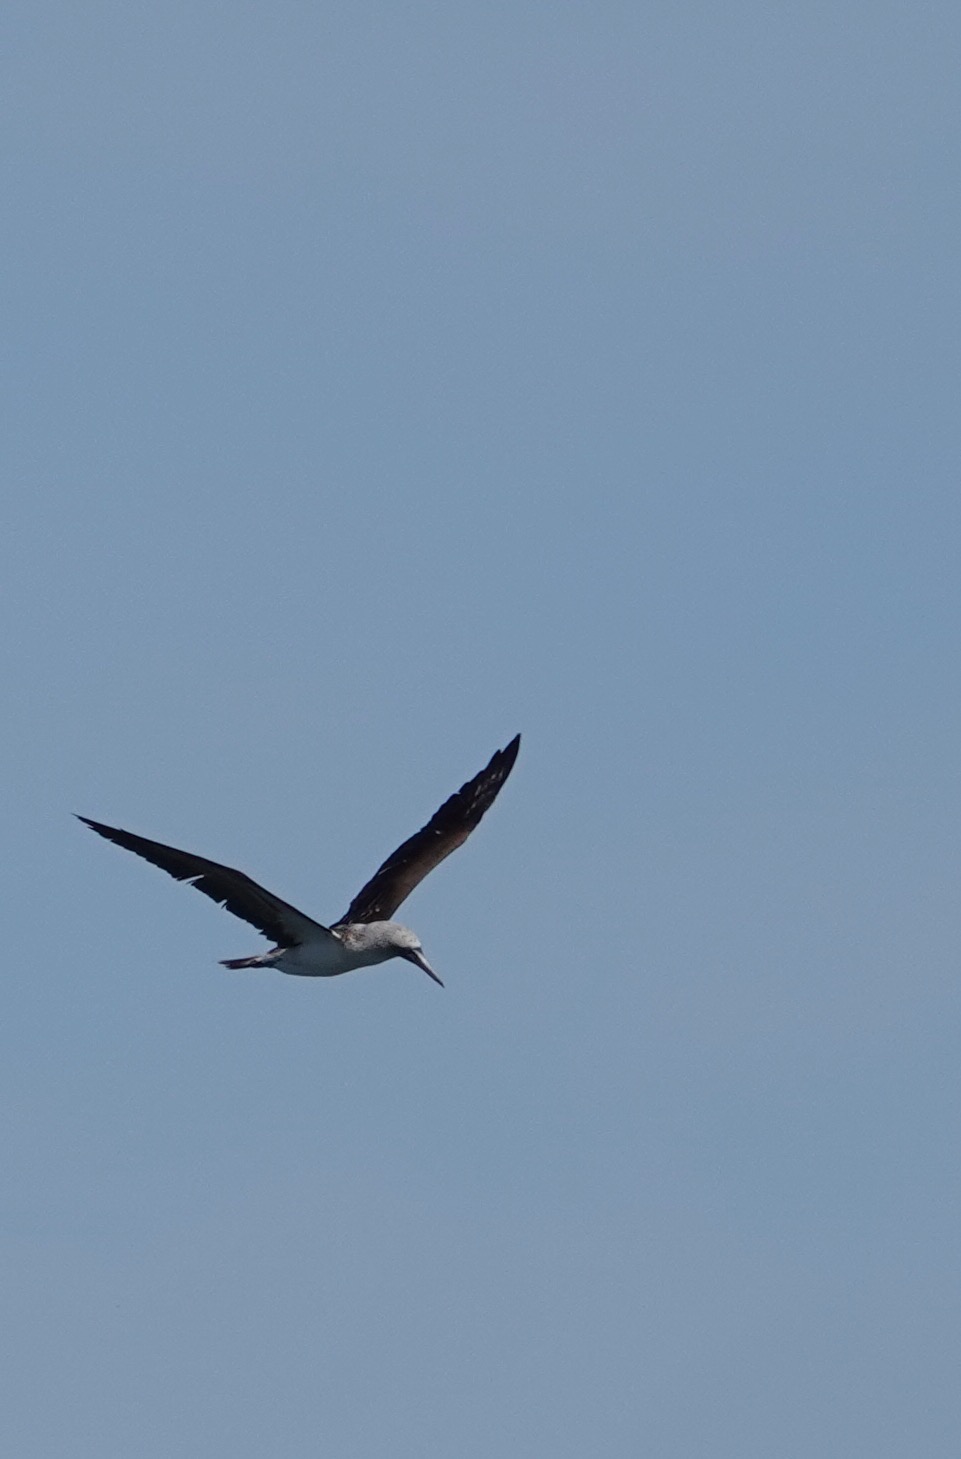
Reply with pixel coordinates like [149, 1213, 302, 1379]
[221, 953, 275, 970]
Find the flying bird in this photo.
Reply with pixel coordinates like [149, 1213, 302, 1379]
[78, 735, 520, 988]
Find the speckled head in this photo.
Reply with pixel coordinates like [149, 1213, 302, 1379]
[338, 921, 444, 987]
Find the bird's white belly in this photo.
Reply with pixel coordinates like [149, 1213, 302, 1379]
[274, 939, 358, 978]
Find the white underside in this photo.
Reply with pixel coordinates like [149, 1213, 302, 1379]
[272, 935, 391, 978]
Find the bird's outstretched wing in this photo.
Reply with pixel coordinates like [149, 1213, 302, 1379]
[337, 734, 520, 925]
[77, 817, 334, 947]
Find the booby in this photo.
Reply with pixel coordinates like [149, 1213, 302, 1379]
[78, 735, 521, 988]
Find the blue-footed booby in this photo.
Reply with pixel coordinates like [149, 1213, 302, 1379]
[78, 735, 520, 989]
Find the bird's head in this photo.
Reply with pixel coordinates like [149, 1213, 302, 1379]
[387, 924, 444, 987]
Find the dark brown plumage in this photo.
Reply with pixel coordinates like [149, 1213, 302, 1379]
[336, 733, 521, 924]
[75, 817, 332, 947]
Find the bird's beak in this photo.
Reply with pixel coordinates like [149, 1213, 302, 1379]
[405, 948, 444, 987]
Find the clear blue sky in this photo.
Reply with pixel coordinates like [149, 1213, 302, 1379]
[3, 4, 959, 1455]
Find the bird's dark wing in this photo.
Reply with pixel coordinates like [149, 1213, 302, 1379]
[77, 817, 333, 947]
[337, 734, 520, 925]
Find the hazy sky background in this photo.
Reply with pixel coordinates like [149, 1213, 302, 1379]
[3, 4, 959, 1454]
